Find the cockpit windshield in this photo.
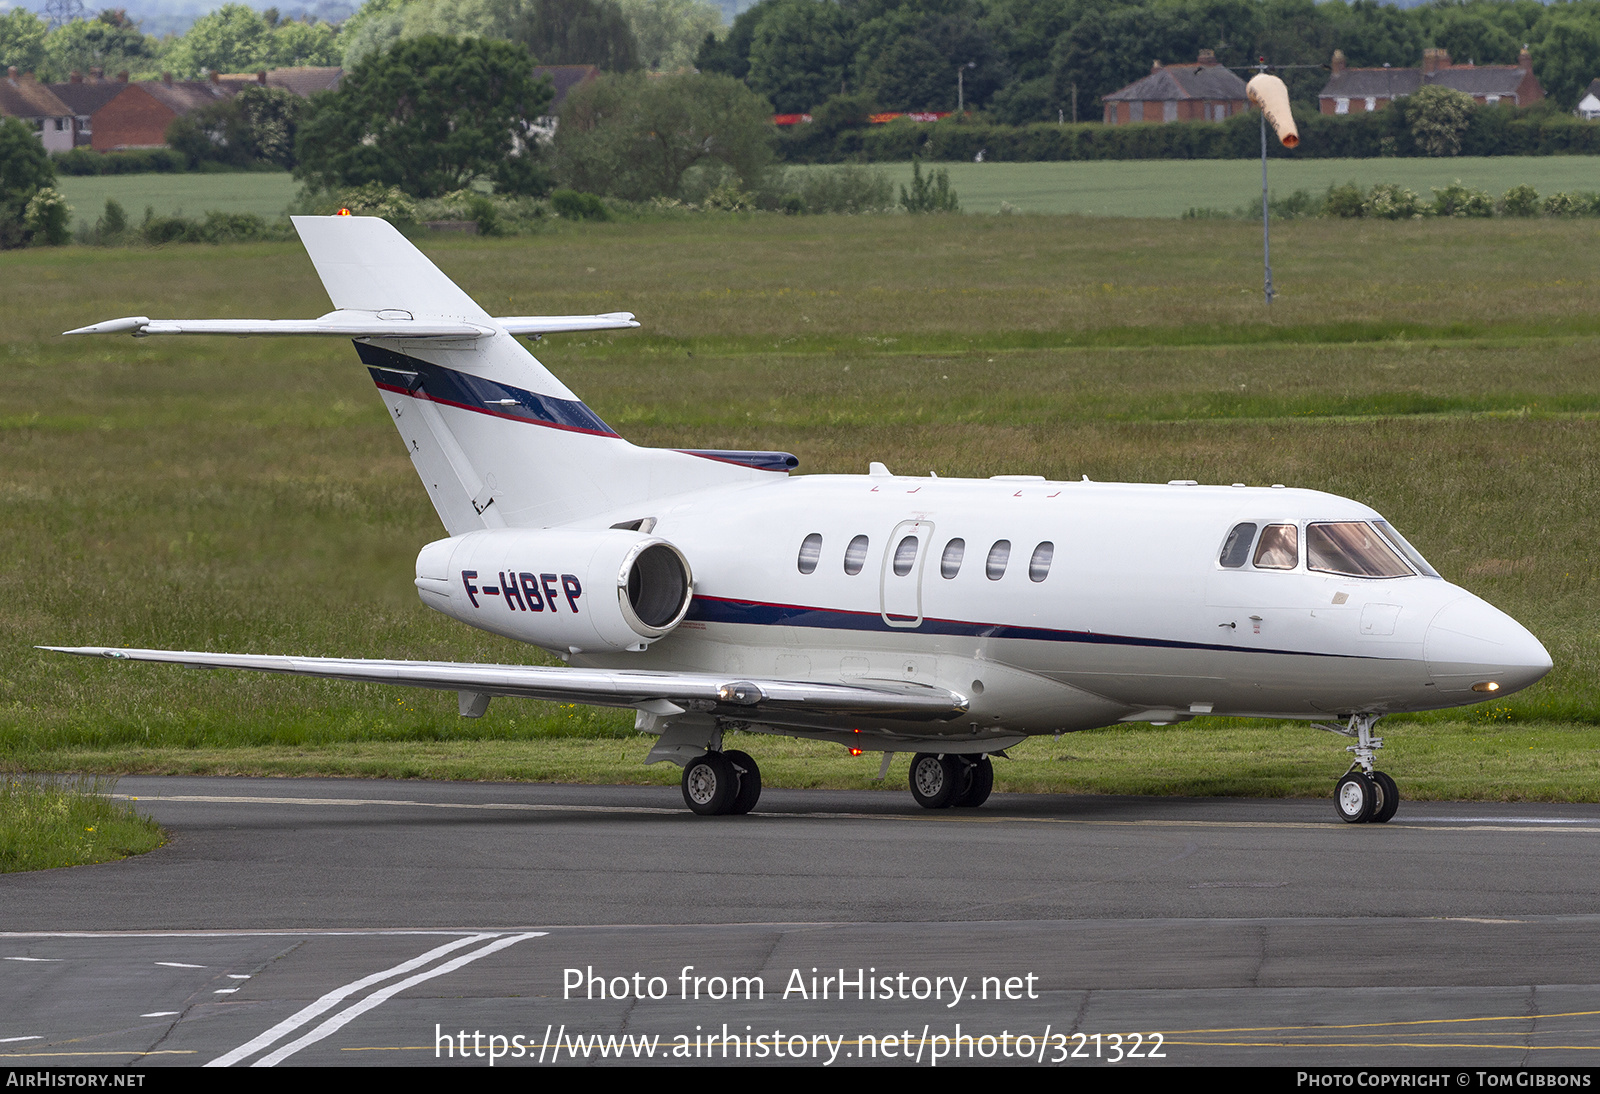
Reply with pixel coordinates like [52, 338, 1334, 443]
[1306, 522, 1413, 578]
[1372, 520, 1441, 578]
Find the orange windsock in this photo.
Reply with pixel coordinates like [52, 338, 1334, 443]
[1246, 73, 1299, 148]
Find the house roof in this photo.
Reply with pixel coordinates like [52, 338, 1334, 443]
[1431, 66, 1528, 96]
[0, 72, 73, 120]
[532, 64, 599, 112]
[1103, 62, 1248, 103]
[1320, 68, 1423, 100]
[220, 66, 344, 98]
[49, 78, 128, 117]
[1322, 61, 1531, 100]
[135, 79, 233, 115]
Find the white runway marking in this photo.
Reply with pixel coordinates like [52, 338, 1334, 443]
[0, 1037, 42, 1044]
[252, 933, 542, 1067]
[115, 793, 1600, 833]
[207, 931, 543, 1067]
[4, 957, 61, 962]
[141, 1012, 180, 1018]
[155, 962, 205, 968]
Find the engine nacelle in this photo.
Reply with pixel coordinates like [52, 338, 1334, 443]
[413, 527, 693, 652]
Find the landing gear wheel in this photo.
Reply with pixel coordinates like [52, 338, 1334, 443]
[909, 753, 961, 809]
[682, 752, 735, 816]
[724, 749, 762, 815]
[1334, 771, 1375, 824]
[1370, 770, 1399, 824]
[951, 756, 993, 808]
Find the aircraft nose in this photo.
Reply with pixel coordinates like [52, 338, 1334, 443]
[1424, 595, 1553, 698]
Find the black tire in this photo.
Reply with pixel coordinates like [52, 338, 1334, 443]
[1370, 771, 1399, 823]
[909, 752, 961, 809]
[724, 749, 762, 815]
[681, 752, 735, 816]
[951, 756, 994, 808]
[1334, 772, 1375, 824]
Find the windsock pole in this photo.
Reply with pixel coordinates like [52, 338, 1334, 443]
[1245, 68, 1299, 306]
[1260, 102, 1273, 305]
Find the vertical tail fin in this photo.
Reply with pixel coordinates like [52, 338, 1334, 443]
[291, 216, 777, 534]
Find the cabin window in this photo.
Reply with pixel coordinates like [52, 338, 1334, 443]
[1218, 523, 1258, 568]
[1373, 520, 1439, 578]
[1253, 524, 1299, 570]
[892, 535, 919, 577]
[986, 540, 1011, 580]
[1029, 542, 1054, 582]
[1306, 522, 1413, 578]
[797, 533, 822, 574]
[843, 534, 869, 576]
[941, 538, 965, 579]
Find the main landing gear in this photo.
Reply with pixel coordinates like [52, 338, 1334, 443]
[681, 749, 762, 816]
[1317, 714, 1399, 824]
[909, 753, 994, 809]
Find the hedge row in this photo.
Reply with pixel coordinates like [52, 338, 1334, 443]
[779, 107, 1600, 164]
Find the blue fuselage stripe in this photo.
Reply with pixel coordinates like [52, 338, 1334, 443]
[686, 595, 1363, 659]
[356, 342, 619, 437]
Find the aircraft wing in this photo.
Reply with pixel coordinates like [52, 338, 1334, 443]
[63, 311, 639, 339]
[40, 647, 969, 724]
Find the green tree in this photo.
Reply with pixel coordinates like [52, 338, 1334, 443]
[0, 117, 55, 249]
[295, 35, 553, 197]
[1533, 10, 1600, 111]
[695, 0, 765, 81]
[746, 0, 854, 113]
[164, 3, 274, 75]
[504, 0, 639, 70]
[0, 7, 49, 75]
[268, 19, 342, 67]
[617, 0, 721, 71]
[554, 71, 774, 199]
[168, 84, 308, 168]
[40, 10, 150, 81]
[1406, 84, 1474, 157]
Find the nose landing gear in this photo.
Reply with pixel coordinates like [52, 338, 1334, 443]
[1317, 714, 1399, 824]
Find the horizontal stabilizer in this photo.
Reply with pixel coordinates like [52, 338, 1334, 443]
[64, 311, 640, 339]
[496, 313, 639, 335]
[41, 647, 970, 725]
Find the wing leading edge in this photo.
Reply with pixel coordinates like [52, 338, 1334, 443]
[63, 312, 640, 339]
[41, 647, 969, 727]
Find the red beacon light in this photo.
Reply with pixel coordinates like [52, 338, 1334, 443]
[335, 207, 352, 216]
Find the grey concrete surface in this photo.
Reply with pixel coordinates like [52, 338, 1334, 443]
[4, 777, 1599, 1067]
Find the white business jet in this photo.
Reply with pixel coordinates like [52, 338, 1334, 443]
[48, 215, 1552, 822]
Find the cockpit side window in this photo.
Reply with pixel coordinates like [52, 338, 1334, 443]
[1218, 523, 1258, 568]
[1306, 522, 1413, 578]
[1253, 524, 1299, 570]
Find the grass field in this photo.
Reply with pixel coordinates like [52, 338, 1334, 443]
[3, 214, 1598, 799]
[54, 172, 300, 232]
[841, 157, 1600, 216]
[50, 157, 1600, 225]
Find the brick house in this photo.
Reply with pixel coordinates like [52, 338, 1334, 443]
[48, 69, 130, 148]
[1318, 47, 1543, 114]
[1102, 50, 1249, 125]
[86, 73, 236, 151]
[0, 68, 76, 152]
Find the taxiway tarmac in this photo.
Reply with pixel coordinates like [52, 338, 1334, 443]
[4, 776, 1600, 1066]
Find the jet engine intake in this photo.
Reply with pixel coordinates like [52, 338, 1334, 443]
[414, 527, 693, 652]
